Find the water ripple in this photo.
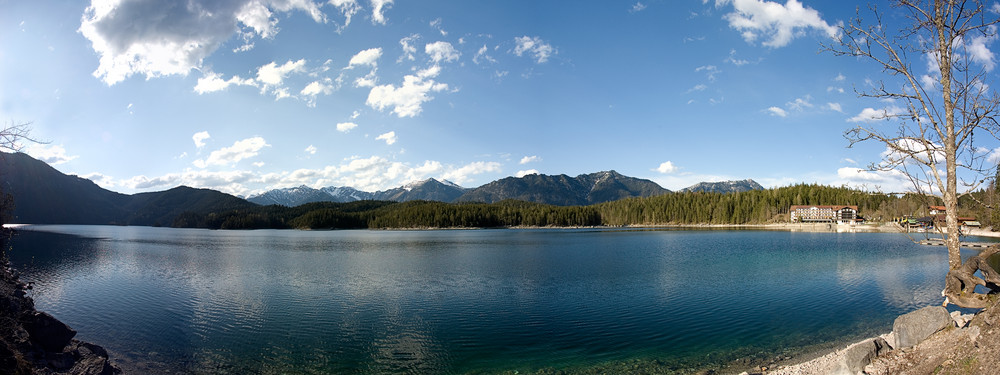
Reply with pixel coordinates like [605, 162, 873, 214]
[7, 227, 954, 374]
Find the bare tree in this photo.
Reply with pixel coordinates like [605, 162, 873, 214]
[832, 0, 1000, 308]
[0, 121, 37, 153]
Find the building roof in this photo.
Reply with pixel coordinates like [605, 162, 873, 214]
[929, 205, 947, 211]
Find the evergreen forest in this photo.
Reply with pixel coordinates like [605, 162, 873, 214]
[170, 183, 1000, 230]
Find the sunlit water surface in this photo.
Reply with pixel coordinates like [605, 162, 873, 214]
[6, 226, 984, 374]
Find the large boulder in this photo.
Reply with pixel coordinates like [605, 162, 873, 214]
[23, 311, 77, 352]
[825, 337, 890, 375]
[892, 306, 951, 348]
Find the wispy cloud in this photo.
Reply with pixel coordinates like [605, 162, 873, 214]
[847, 106, 905, 123]
[513, 36, 555, 63]
[193, 137, 270, 168]
[767, 106, 787, 117]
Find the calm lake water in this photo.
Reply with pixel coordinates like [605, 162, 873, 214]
[5, 226, 984, 374]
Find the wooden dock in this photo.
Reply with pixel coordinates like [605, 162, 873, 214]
[918, 240, 997, 248]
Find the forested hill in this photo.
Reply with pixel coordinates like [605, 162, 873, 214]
[176, 184, 910, 229]
[0, 152, 254, 226]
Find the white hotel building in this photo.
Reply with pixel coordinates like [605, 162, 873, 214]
[790, 205, 859, 225]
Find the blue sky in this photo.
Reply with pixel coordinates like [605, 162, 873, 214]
[2, 0, 997, 197]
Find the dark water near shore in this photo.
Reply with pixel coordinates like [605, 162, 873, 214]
[6, 226, 987, 374]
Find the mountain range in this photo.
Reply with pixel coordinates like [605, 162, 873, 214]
[247, 178, 466, 206]
[1, 152, 765, 225]
[247, 170, 673, 206]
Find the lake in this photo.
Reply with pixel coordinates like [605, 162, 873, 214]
[4, 226, 980, 374]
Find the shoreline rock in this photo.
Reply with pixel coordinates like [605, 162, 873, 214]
[1, 255, 121, 375]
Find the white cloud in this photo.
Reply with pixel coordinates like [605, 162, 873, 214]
[193, 131, 211, 148]
[430, 18, 447, 36]
[847, 106, 904, 123]
[826, 102, 843, 112]
[348, 47, 382, 68]
[329, 0, 362, 32]
[882, 138, 945, 166]
[962, 31, 997, 71]
[305, 145, 317, 154]
[516, 169, 539, 177]
[78, 0, 327, 85]
[121, 169, 259, 196]
[473, 44, 497, 64]
[79, 172, 116, 189]
[921, 74, 938, 89]
[376, 131, 397, 145]
[354, 69, 378, 88]
[366, 66, 449, 117]
[193, 136, 270, 168]
[398, 34, 420, 62]
[520, 155, 540, 164]
[194, 72, 255, 94]
[655, 161, 678, 174]
[441, 161, 502, 185]
[337, 122, 358, 132]
[25, 144, 78, 165]
[630, 2, 647, 13]
[695, 65, 720, 81]
[717, 0, 840, 48]
[767, 106, 787, 117]
[688, 84, 708, 92]
[513, 36, 555, 63]
[725, 49, 752, 66]
[301, 78, 335, 95]
[786, 95, 813, 111]
[425, 41, 460, 63]
[836, 167, 911, 191]
[834, 73, 846, 81]
[371, 0, 394, 24]
[255, 59, 307, 99]
[257, 59, 306, 87]
[301, 78, 337, 106]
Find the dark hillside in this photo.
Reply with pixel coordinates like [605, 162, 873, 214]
[0, 152, 129, 224]
[0, 152, 254, 226]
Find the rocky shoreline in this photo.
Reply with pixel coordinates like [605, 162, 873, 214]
[1, 250, 121, 375]
[754, 301, 1000, 375]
